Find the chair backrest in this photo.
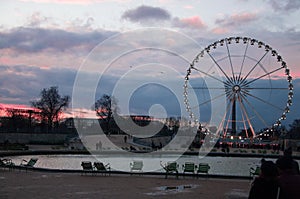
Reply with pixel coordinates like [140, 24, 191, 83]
[0, 159, 7, 166]
[198, 163, 210, 173]
[252, 166, 261, 175]
[81, 161, 93, 170]
[27, 158, 38, 167]
[131, 161, 143, 171]
[167, 162, 178, 171]
[184, 162, 195, 172]
[94, 162, 106, 171]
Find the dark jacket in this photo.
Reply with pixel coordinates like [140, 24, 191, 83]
[249, 177, 279, 199]
[278, 171, 300, 199]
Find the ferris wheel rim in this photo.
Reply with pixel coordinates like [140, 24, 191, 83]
[184, 36, 293, 137]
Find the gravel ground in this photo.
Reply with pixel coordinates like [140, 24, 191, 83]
[0, 169, 250, 199]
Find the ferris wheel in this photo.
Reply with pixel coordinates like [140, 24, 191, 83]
[184, 37, 293, 138]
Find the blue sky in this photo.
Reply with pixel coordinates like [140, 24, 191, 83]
[0, 0, 299, 131]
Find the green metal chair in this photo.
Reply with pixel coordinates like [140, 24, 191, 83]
[19, 158, 38, 172]
[0, 158, 15, 170]
[130, 161, 143, 174]
[1, 158, 14, 166]
[94, 162, 111, 175]
[20, 158, 38, 167]
[196, 163, 210, 177]
[182, 162, 196, 175]
[250, 166, 261, 177]
[81, 161, 93, 175]
[161, 161, 179, 179]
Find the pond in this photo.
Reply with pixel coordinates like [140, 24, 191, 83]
[8, 153, 297, 177]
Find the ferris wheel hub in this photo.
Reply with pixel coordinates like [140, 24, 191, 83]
[232, 85, 241, 93]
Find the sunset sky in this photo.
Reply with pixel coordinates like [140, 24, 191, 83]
[0, 0, 299, 129]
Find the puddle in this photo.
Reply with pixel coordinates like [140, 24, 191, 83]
[225, 189, 248, 199]
[33, 174, 48, 179]
[146, 184, 199, 196]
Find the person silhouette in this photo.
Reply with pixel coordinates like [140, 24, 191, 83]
[283, 147, 299, 175]
[248, 160, 279, 199]
[276, 156, 300, 199]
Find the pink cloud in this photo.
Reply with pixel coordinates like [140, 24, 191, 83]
[173, 16, 206, 29]
[0, 57, 14, 65]
[0, 103, 31, 110]
[211, 27, 229, 35]
[184, 5, 194, 9]
[0, 103, 34, 117]
[0, 103, 77, 120]
[232, 12, 257, 22]
[215, 12, 258, 27]
[20, 0, 129, 4]
[182, 16, 206, 28]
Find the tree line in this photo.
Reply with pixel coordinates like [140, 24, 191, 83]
[0, 86, 70, 133]
[0, 86, 299, 139]
[0, 87, 178, 137]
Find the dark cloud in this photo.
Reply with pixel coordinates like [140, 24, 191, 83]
[268, 0, 300, 12]
[122, 5, 171, 23]
[0, 65, 77, 105]
[0, 27, 116, 53]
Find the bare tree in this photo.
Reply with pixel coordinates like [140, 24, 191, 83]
[31, 86, 70, 129]
[94, 94, 118, 133]
[5, 108, 28, 131]
[288, 119, 300, 139]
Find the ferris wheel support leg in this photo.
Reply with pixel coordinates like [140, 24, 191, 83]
[232, 99, 237, 135]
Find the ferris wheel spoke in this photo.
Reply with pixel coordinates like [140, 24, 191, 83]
[238, 98, 249, 137]
[246, 87, 288, 90]
[191, 66, 229, 86]
[239, 41, 249, 78]
[242, 50, 270, 82]
[226, 92, 235, 102]
[243, 56, 269, 80]
[188, 87, 225, 90]
[239, 94, 269, 128]
[245, 92, 284, 111]
[238, 95, 256, 136]
[225, 40, 235, 81]
[223, 99, 234, 137]
[222, 100, 232, 136]
[244, 67, 283, 86]
[207, 52, 233, 83]
[190, 92, 227, 109]
[215, 98, 231, 137]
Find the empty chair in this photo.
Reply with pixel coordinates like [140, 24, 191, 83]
[161, 161, 179, 179]
[0, 158, 14, 166]
[93, 162, 111, 175]
[81, 161, 93, 174]
[20, 158, 38, 167]
[250, 166, 261, 177]
[196, 163, 210, 177]
[19, 158, 38, 172]
[0, 158, 15, 170]
[130, 161, 143, 174]
[182, 162, 196, 175]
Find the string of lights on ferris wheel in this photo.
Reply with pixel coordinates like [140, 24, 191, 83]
[184, 36, 293, 137]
